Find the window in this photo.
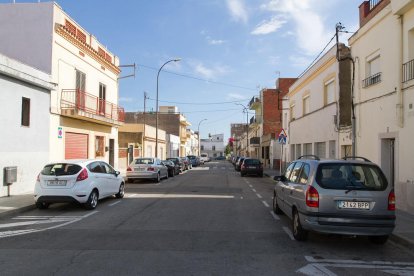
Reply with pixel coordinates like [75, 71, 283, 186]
[315, 142, 326, 159]
[329, 140, 336, 159]
[99, 83, 106, 115]
[303, 95, 310, 115]
[299, 164, 310, 184]
[295, 144, 302, 159]
[212, 145, 216, 151]
[88, 162, 105, 173]
[324, 79, 335, 105]
[289, 162, 303, 183]
[21, 97, 30, 127]
[76, 70, 86, 110]
[363, 55, 381, 87]
[101, 162, 114, 174]
[303, 143, 312, 155]
[201, 145, 204, 151]
[284, 162, 295, 180]
[95, 136, 105, 157]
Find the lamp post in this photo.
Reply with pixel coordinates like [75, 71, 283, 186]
[155, 58, 181, 158]
[197, 118, 207, 156]
[236, 103, 249, 157]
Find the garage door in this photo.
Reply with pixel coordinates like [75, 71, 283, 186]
[65, 132, 88, 159]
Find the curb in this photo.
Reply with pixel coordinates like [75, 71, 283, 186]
[390, 233, 414, 250]
[0, 204, 36, 220]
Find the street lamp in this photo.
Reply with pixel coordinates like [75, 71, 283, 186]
[197, 118, 207, 156]
[235, 103, 249, 157]
[155, 58, 181, 158]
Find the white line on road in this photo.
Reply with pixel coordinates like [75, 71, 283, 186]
[0, 207, 16, 210]
[126, 193, 137, 198]
[109, 201, 121, 207]
[252, 188, 257, 192]
[256, 193, 263, 199]
[127, 193, 235, 199]
[248, 185, 253, 188]
[262, 201, 269, 208]
[245, 180, 250, 184]
[270, 210, 280, 220]
[283, 226, 295, 240]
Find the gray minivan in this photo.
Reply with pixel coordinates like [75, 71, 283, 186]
[273, 155, 395, 244]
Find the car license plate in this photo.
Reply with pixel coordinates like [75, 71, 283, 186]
[134, 168, 145, 172]
[248, 166, 256, 169]
[47, 180, 67, 186]
[338, 201, 370, 210]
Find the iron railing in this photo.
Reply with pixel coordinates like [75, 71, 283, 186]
[362, 72, 381, 88]
[369, 0, 382, 10]
[61, 89, 125, 122]
[250, 137, 260, 145]
[403, 59, 414, 83]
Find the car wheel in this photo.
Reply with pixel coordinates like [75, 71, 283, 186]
[115, 183, 125, 198]
[154, 173, 161, 183]
[369, 235, 389, 245]
[36, 201, 50, 209]
[292, 209, 308, 241]
[127, 178, 133, 183]
[272, 193, 283, 215]
[85, 190, 99, 210]
[241, 172, 245, 177]
[259, 173, 263, 177]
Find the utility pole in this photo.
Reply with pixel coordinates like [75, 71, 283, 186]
[142, 91, 149, 157]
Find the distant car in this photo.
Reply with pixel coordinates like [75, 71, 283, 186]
[166, 157, 184, 172]
[187, 155, 200, 167]
[235, 157, 245, 171]
[200, 153, 210, 163]
[240, 158, 263, 177]
[126, 157, 169, 183]
[34, 160, 125, 210]
[162, 160, 179, 177]
[215, 156, 226, 160]
[273, 155, 395, 244]
[180, 157, 192, 170]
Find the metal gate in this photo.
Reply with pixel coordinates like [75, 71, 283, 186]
[65, 132, 88, 159]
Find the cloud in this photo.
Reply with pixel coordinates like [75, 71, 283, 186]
[208, 38, 226, 45]
[190, 62, 230, 80]
[289, 55, 312, 68]
[227, 93, 248, 100]
[226, 0, 248, 23]
[251, 16, 286, 35]
[260, 0, 331, 55]
[119, 97, 134, 103]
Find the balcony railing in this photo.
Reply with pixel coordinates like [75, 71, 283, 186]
[249, 96, 260, 109]
[250, 137, 260, 145]
[61, 89, 125, 123]
[369, 0, 382, 10]
[403, 59, 414, 83]
[362, 72, 381, 88]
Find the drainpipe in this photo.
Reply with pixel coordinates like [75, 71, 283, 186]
[397, 15, 404, 128]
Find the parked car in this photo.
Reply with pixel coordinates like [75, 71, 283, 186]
[34, 160, 125, 210]
[235, 157, 245, 171]
[167, 157, 185, 172]
[162, 160, 179, 177]
[240, 158, 263, 177]
[187, 155, 200, 167]
[126, 157, 168, 183]
[180, 156, 192, 170]
[232, 156, 240, 167]
[272, 155, 395, 244]
[200, 153, 210, 163]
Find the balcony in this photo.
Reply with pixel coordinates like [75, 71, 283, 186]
[249, 96, 260, 110]
[60, 89, 125, 126]
[250, 137, 260, 145]
[403, 59, 414, 83]
[362, 72, 381, 88]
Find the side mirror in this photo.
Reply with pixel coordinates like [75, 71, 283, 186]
[115, 171, 121, 176]
[273, 175, 285, 181]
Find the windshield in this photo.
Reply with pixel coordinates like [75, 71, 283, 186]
[41, 163, 82, 176]
[135, 158, 154, 165]
[315, 163, 388, 191]
[244, 159, 260, 165]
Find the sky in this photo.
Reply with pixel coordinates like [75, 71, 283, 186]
[3, 0, 362, 141]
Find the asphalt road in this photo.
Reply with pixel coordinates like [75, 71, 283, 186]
[0, 161, 413, 275]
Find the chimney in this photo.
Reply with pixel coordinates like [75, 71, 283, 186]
[359, 0, 390, 28]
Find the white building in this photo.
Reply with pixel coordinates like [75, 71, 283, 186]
[0, 53, 54, 196]
[167, 134, 180, 158]
[349, 0, 414, 214]
[200, 134, 225, 158]
[286, 44, 353, 162]
[0, 2, 123, 168]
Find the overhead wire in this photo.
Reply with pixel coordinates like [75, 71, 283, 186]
[146, 97, 250, 105]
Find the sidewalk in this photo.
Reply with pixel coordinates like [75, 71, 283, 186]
[0, 190, 413, 248]
[263, 167, 414, 248]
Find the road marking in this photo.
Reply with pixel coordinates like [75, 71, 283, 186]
[256, 193, 263, 199]
[192, 167, 209, 171]
[262, 201, 269, 208]
[252, 188, 257, 192]
[109, 201, 121, 207]
[127, 193, 234, 199]
[298, 256, 414, 276]
[245, 180, 250, 184]
[283, 226, 295, 240]
[270, 210, 280, 220]
[221, 167, 226, 170]
[0, 211, 98, 239]
[126, 193, 137, 198]
[0, 207, 16, 210]
[240, 196, 244, 199]
[248, 185, 253, 188]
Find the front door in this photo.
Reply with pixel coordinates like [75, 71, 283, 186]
[99, 83, 106, 116]
[381, 138, 395, 187]
[76, 70, 86, 110]
[109, 139, 115, 167]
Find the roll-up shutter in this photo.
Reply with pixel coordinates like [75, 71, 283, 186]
[65, 132, 88, 159]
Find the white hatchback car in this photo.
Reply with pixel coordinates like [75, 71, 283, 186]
[34, 160, 125, 210]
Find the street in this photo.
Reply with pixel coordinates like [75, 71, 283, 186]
[0, 161, 413, 275]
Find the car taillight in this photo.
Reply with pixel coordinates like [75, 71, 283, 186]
[388, 190, 396, 211]
[76, 168, 88, 182]
[36, 173, 40, 182]
[306, 186, 319, 208]
[147, 167, 155, 171]
[241, 164, 245, 169]
[126, 167, 132, 172]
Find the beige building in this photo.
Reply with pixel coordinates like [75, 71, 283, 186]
[0, 2, 123, 168]
[285, 44, 352, 162]
[118, 124, 166, 173]
[349, 0, 414, 214]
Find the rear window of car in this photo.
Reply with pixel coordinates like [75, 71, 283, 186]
[187, 156, 196, 159]
[135, 158, 153, 165]
[244, 159, 260, 165]
[41, 163, 82, 176]
[315, 163, 388, 191]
